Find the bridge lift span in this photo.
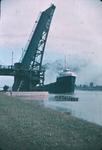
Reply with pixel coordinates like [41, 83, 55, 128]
[0, 4, 56, 91]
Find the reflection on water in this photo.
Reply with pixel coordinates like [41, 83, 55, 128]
[44, 91, 102, 126]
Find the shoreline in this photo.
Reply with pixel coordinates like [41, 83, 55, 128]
[0, 93, 102, 150]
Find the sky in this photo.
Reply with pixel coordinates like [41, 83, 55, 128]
[0, 0, 102, 87]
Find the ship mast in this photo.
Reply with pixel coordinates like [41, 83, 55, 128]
[64, 56, 67, 70]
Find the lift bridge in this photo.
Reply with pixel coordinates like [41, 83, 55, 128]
[0, 4, 56, 91]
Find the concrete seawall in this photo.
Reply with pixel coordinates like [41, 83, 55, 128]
[6, 91, 48, 100]
[0, 93, 102, 150]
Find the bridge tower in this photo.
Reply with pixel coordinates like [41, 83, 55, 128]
[0, 4, 55, 91]
[12, 4, 56, 91]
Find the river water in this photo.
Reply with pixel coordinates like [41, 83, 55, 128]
[44, 91, 102, 126]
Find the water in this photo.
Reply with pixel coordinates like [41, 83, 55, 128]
[44, 91, 102, 126]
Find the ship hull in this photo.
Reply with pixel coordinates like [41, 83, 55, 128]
[43, 75, 76, 94]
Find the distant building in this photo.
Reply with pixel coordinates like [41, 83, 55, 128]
[90, 82, 94, 88]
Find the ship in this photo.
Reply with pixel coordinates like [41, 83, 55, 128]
[42, 68, 76, 94]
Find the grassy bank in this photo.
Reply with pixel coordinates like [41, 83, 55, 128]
[0, 93, 102, 150]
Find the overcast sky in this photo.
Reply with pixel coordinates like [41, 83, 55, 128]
[0, 0, 102, 86]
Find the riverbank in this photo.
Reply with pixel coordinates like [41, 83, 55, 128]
[0, 93, 102, 150]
